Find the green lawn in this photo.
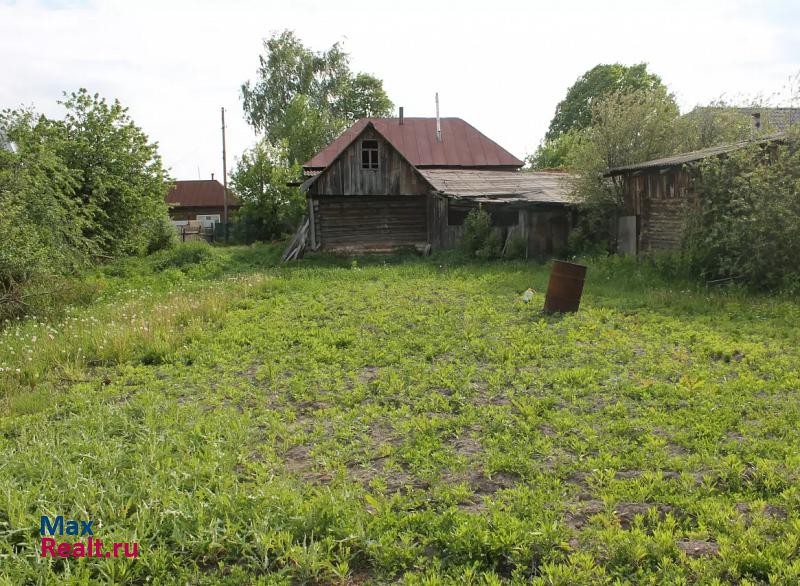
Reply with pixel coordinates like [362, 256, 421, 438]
[1, 244, 799, 585]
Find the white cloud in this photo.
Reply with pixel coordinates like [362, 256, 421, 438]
[2, 0, 798, 178]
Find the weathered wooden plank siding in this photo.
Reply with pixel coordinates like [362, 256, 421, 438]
[308, 127, 431, 197]
[316, 196, 427, 251]
[643, 197, 683, 250]
[622, 168, 692, 253]
[307, 126, 431, 251]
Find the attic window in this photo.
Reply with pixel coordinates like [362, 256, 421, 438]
[361, 140, 379, 169]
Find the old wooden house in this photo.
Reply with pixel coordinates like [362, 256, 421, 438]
[607, 136, 782, 255]
[301, 115, 576, 258]
[166, 179, 240, 224]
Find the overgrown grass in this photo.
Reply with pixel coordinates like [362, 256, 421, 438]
[1, 244, 799, 584]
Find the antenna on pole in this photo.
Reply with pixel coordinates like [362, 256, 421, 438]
[221, 107, 229, 243]
[435, 93, 442, 142]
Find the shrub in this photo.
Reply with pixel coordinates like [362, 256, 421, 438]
[504, 235, 528, 259]
[0, 90, 173, 322]
[153, 242, 222, 272]
[476, 231, 503, 260]
[54, 90, 172, 257]
[462, 208, 494, 258]
[146, 216, 178, 254]
[682, 141, 800, 290]
[0, 275, 98, 324]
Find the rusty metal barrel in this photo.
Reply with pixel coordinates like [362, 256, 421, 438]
[543, 260, 587, 314]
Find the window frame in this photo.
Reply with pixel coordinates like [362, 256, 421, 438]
[361, 139, 380, 170]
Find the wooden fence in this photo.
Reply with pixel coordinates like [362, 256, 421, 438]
[175, 221, 214, 243]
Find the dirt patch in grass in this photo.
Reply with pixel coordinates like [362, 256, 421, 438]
[296, 399, 330, 412]
[677, 539, 720, 558]
[564, 470, 590, 490]
[735, 502, 787, 520]
[566, 501, 686, 531]
[450, 435, 483, 459]
[613, 502, 679, 529]
[359, 463, 430, 493]
[358, 366, 381, 384]
[453, 469, 519, 512]
[283, 443, 315, 477]
[565, 499, 606, 529]
[471, 380, 511, 406]
[471, 469, 519, 495]
[665, 442, 689, 456]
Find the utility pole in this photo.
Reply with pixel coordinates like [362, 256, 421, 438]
[221, 106, 229, 243]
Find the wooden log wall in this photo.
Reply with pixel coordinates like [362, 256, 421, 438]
[315, 196, 427, 251]
[621, 168, 692, 253]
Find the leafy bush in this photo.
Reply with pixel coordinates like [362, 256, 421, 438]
[476, 231, 503, 260]
[146, 216, 178, 254]
[230, 141, 306, 243]
[0, 110, 93, 320]
[503, 235, 528, 259]
[153, 242, 223, 272]
[461, 208, 492, 258]
[527, 130, 583, 170]
[0, 275, 98, 324]
[682, 141, 800, 290]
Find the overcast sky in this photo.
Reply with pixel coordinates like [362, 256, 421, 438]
[2, 0, 798, 179]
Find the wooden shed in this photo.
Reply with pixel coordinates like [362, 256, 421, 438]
[607, 136, 782, 255]
[301, 116, 577, 258]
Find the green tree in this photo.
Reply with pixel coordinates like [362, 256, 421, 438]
[546, 63, 665, 140]
[231, 141, 306, 242]
[0, 110, 89, 288]
[568, 87, 680, 251]
[527, 130, 583, 170]
[241, 30, 393, 164]
[52, 90, 171, 257]
[676, 102, 753, 151]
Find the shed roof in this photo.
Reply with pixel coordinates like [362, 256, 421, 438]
[166, 180, 240, 208]
[304, 117, 524, 171]
[420, 169, 576, 204]
[607, 135, 783, 175]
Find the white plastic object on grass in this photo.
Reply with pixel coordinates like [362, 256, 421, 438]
[522, 288, 535, 303]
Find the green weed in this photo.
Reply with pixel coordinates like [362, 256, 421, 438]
[0, 246, 798, 583]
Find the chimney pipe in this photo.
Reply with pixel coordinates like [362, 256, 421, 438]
[399, 106, 404, 125]
[435, 93, 442, 142]
[211, 172, 215, 180]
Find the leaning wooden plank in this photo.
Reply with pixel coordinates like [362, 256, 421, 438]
[281, 216, 310, 263]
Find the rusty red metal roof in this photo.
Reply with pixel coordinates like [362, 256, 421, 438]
[166, 180, 240, 208]
[303, 118, 524, 170]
